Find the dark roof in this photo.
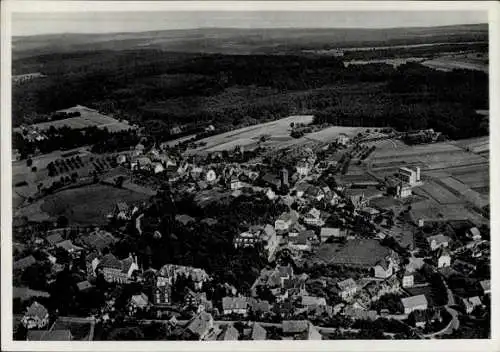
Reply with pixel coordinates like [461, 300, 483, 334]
[282, 320, 309, 334]
[217, 324, 239, 341]
[251, 322, 267, 340]
[98, 253, 121, 270]
[46, 233, 64, 246]
[82, 231, 117, 252]
[76, 281, 93, 291]
[222, 297, 248, 310]
[13, 255, 36, 271]
[186, 311, 213, 337]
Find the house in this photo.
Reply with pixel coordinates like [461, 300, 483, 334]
[46, 233, 64, 247]
[275, 210, 299, 233]
[402, 270, 414, 288]
[295, 182, 312, 198]
[372, 258, 395, 279]
[55, 240, 83, 254]
[184, 311, 215, 340]
[85, 252, 101, 280]
[320, 228, 342, 242]
[27, 330, 73, 341]
[13, 255, 37, 271]
[76, 280, 93, 292]
[152, 285, 171, 307]
[401, 294, 428, 314]
[398, 167, 421, 186]
[461, 296, 482, 314]
[222, 296, 248, 316]
[296, 160, 311, 178]
[345, 188, 367, 209]
[288, 230, 315, 252]
[247, 322, 267, 340]
[301, 296, 327, 307]
[282, 320, 322, 340]
[337, 278, 358, 301]
[303, 208, 325, 227]
[217, 324, 239, 341]
[116, 154, 127, 165]
[230, 176, 244, 190]
[234, 228, 262, 249]
[81, 230, 117, 253]
[97, 253, 139, 284]
[158, 264, 210, 290]
[337, 133, 350, 146]
[343, 307, 378, 321]
[129, 293, 149, 315]
[426, 234, 451, 251]
[262, 224, 279, 261]
[247, 299, 272, 318]
[22, 301, 49, 329]
[113, 202, 131, 220]
[466, 227, 482, 241]
[395, 183, 412, 198]
[152, 162, 164, 174]
[175, 214, 196, 226]
[131, 156, 152, 171]
[480, 280, 490, 295]
[185, 289, 210, 311]
[436, 247, 451, 268]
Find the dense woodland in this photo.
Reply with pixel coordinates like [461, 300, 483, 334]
[13, 48, 488, 141]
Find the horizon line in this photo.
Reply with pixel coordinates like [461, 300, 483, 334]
[12, 22, 488, 38]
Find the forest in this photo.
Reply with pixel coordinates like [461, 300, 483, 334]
[12, 48, 488, 140]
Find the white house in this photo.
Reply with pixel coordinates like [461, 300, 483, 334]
[401, 295, 428, 314]
[437, 248, 451, 268]
[296, 160, 311, 178]
[153, 162, 165, 174]
[402, 270, 414, 288]
[466, 227, 482, 241]
[372, 259, 394, 279]
[337, 133, 350, 146]
[337, 278, 358, 301]
[426, 234, 450, 251]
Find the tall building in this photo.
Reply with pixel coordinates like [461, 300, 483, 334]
[398, 167, 420, 185]
[280, 168, 289, 188]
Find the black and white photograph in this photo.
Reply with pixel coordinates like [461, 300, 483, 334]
[1, 1, 498, 350]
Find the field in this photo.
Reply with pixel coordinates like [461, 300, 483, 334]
[12, 147, 121, 206]
[306, 126, 365, 143]
[187, 115, 315, 154]
[14, 184, 151, 225]
[421, 52, 488, 73]
[13, 105, 134, 133]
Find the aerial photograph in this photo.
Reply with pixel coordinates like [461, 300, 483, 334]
[9, 7, 490, 342]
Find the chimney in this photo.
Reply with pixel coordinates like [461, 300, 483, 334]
[416, 167, 421, 182]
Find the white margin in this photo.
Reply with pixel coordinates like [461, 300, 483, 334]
[1, 1, 499, 351]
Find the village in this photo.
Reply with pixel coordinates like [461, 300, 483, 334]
[12, 124, 491, 341]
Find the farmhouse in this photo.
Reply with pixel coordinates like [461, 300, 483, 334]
[401, 295, 428, 314]
[184, 312, 215, 340]
[398, 167, 421, 186]
[97, 253, 139, 284]
[222, 297, 248, 316]
[426, 234, 451, 251]
[282, 320, 322, 340]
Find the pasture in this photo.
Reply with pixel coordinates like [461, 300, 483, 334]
[188, 115, 314, 153]
[306, 126, 365, 143]
[15, 184, 151, 225]
[14, 105, 134, 133]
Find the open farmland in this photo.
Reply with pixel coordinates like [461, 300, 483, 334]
[414, 182, 463, 204]
[187, 115, 315, 154]
[450, 136, 489, 156]
[305, 126, 365, 143]
[15, 184, 150, 225]
[421, 52, 488, 73]
[13, 105, 135, 133]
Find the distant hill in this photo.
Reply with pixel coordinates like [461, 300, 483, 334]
[12, 23, 488, 58]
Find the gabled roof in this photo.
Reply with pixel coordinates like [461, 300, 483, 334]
[76, 281, 92, 291]
[217, 324, 239, 341]
[250, 322, 267, 340]
[338, 278, 357, 291]
[131, 293, 149, 308]
[222, 296, 248, 311]
[116, 202, 129, 212]
[282, 320, 309, 334]
[98, 253, 121, 270]
[46, 233, 64, 246]
[401, 294, 428, 309]
[320, 228, 340, 238]
[186, 311, 213, 337]
[13, 255, 36, 271]
[301, 296, 327, 306]
[56, 240, 83, 252]
[426, 234, 450, 246]
[480, 280, 490, 292]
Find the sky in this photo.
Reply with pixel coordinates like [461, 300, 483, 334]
[12, 11, 488, 37]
